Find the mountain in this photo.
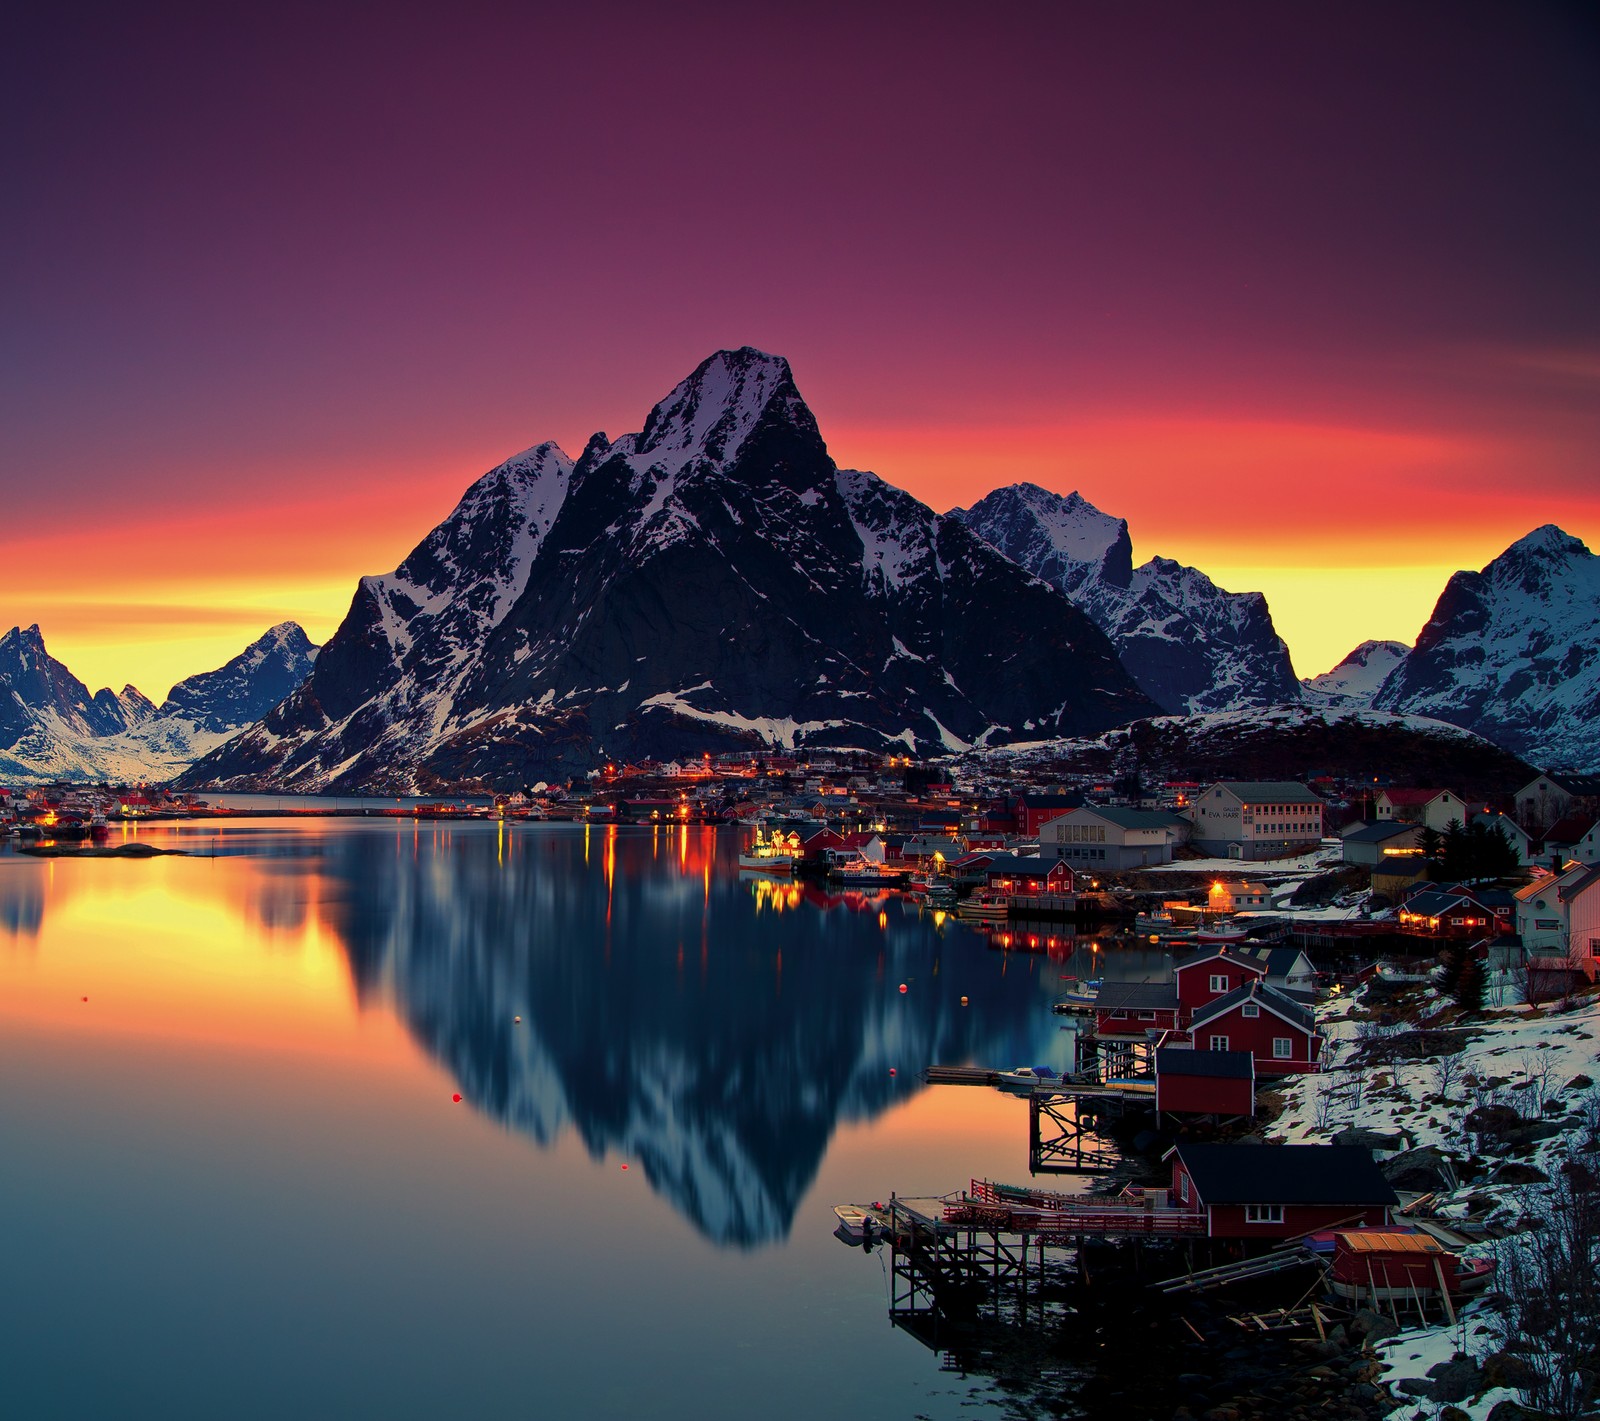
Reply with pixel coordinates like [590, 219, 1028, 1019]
[183, 349, 1159, 793]
[1300, 640, 1411, 709]
[1372, 526, 1600, 773]
[0, 624, 318, 783]
[161, 622, 319, 732]
[953, 483, 1300, 714]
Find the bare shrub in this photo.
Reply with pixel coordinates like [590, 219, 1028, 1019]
[1431, 1052, 1462, 1103]
[1491, 1159, 1600, 1417]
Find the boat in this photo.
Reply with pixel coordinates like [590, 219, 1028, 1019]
[824, 853, 904, 886]
[739, 828, 798, 873]
[997, 1065, 1061, 1092]
[833, 1204, 879, 1242]
[956, 892, 1010, 921]
[1052, 978, 1102, 1013]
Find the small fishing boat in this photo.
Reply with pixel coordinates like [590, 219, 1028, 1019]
[956, 892, 1010, 921]
[997, 1065, 1061, 1092]
[833, 1205, 877, 1242]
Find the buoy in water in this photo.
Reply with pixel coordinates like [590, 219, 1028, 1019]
[451, 1093, 462, 1103]
[621, 1163, 629, 1170]
[514, 1015, 522, 1023]
[898, 983, 907, 994]
[889, 1068, 896, 1076]
[960, 995, 969, 1006]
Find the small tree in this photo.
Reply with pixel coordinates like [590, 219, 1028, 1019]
[1431, 1052, 1462, 1104]
[1454, 955, 1486, 1014]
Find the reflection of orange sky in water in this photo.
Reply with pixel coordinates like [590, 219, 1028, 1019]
[0, 857, 401, 1062]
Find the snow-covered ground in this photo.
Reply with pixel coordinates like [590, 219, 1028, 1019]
[1269, 980, 1600, 1412]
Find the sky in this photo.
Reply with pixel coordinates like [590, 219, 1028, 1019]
[3, 1, 1597, 700]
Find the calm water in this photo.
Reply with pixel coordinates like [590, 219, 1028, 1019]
[0, 820, 1168, 1420]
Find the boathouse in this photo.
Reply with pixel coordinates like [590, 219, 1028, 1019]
[1092, 981, 1182, 1040]
[1153, 1048, 1255, 1118]
[1170, 1143, 1396, 1240]
[1188, 980, 1323, 1075]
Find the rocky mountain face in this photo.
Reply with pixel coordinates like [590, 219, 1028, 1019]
[161, 622, 320, 732]
[953, 483, 1301, 715]
[1300, 640, 1411, 709]
[184, 349, 1159, 793]
[1373, 525, 1600, 773]
[0, 623, 318, 783]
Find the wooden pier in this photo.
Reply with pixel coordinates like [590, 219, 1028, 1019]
[875, 1180, 1204, 1342]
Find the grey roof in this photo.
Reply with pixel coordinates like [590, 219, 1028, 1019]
[1155, 1048, 1254, 1081]
[1069, 806, 1185, 830]
[1210, 782, 1325, 804]
[1240, 945, 1314, 979]
[1190, 980, 1315, 1034]
[1095, 981, 1180, 1013]
[1177, 1143, 1398, 1207]
[1341, 821, 1421, 844]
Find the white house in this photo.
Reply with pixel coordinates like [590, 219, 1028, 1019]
[1188, 782, 1325, 861]
[1375, 788, 1467, 833]
[1041, 807, 1184, 870]
[1515, 774, 1600, 835]
[1514, 863, 1587, 955]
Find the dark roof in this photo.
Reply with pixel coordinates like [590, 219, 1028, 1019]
[1020, 794, 1083, 809]
[1341, 821, 1420, 844]
[1174, 946, 1267, 976]
[1401, 890, 1476, 916]
[980, 853, 1066, 877]
[1543, 814, 1598, 844]
[1177, 1143, 1398, 1206]
[1210, 782, 1325, 804]
[1095, 981, 1180, 1013]
[1155, 1048, 1254, 1080]
[1241, 945, 1313, 979]
[1069, 806, 1186, 830]
[1543, 773, 1600, 798]
[1190, 980, 1315, 1034]
[1559, 863, 1600, 903]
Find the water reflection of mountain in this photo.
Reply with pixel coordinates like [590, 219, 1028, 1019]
[297, 825, 1061, 1247]
[0, 862, 46, 939]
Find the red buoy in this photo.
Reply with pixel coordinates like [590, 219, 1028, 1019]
[898, 983, 908, 994]
[451, 1093, 462, 1103]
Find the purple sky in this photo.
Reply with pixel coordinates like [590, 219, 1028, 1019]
[3, 2, 1597, 694]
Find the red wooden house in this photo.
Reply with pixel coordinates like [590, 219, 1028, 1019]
[983, 858, 1075, 895]
[1170, 1143, 1396, 1240]
[1153, 1048, 1255, 1118]
[1188, 980, 1323, 1075]
[1093, 982, 1182, 1040]
[1173, 946, 1268, 1017]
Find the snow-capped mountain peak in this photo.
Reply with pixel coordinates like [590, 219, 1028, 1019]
[183, 351, 1157, 792]
[1374, 525, 1600, 771]
[953, 483, 1132, 593]
[1300, 639, 1411, 709]
[954, 483, 1298, 714]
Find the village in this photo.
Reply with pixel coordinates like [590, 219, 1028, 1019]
[4, 757, 1598, 1419]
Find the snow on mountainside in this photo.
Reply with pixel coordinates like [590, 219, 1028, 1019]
[954, 483, 1300, 714]
[980, 704, 1534, 796]
[0, 624, 318, 783]
[1300, 639, 1411, 709]
[1373, 525, 1600, 772]
[182, 348, 1159, 793]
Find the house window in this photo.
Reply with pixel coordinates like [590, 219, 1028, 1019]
[1209, 973, 1227, 992]
[1179, 1172, 1190, 1203]
[1138, 1011, 1156, 1021]
[1242, 1003, 1260, 1018]
[1273, 1038, 1293, 1059]
[1245, 1205, 1284, 1224]
[1209, 1035, 1229, 1051]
